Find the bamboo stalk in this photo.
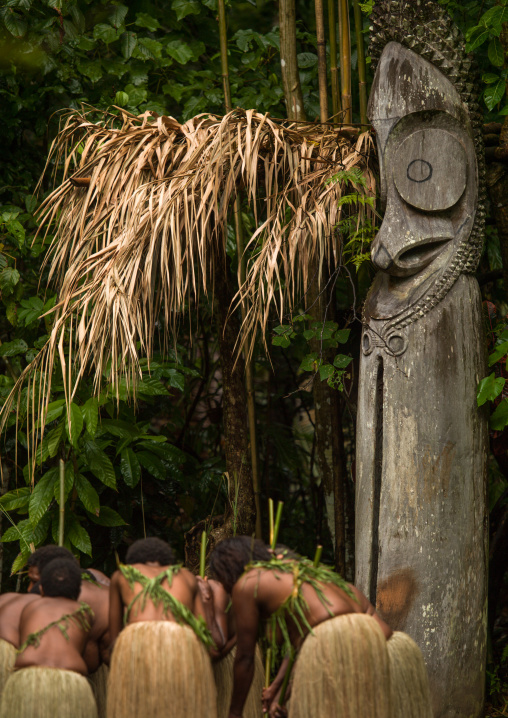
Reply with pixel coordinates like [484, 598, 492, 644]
[278, 650, 296, 707]
[338, 0, 352, 123]
[200, 530, 207, 578]
[313, 544, 323, 567]
[269, 498, 275, 547]
[217, 0, 261, 538]
[279, 0, 306, 121]
[265, 648, 272, 688]
[58, 459, 65, 546]
[217, 0, 232, 111]
[353, 0, 368, 127]
[271, 501, 284, 550]
[328, 0, 341, 123]
[315, 0, 329, 123]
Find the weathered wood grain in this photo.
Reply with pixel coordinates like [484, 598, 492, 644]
[356, 38, 488, 718]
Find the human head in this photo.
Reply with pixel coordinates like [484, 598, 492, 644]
[271, 544, 299, 560]
[40, 558, 82, 600]
[209, 536, 271, 593]
[27, 546, 77, 586]
[125, 537, 175, 566]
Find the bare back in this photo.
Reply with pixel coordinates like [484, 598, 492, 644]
[234, 569, 392, 648]
[15, 597, 92, 675]
[0, 594, 40, 647]
[108, 563, 205, 648]
[116, 564, 197, 622]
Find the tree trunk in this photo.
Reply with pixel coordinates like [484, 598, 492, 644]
[184, 252, 255, 571]
[213, 253, 256, 539]
[307, 266, 346, 575]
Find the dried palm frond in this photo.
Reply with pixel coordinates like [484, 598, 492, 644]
[0, 106, 374, 469]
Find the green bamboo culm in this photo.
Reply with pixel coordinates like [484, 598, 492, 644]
[58, 459, 65, 547]
[265, 647, 272, 688]
[119, 564, 215, 648]
[271, 501, 284, 550]
[328, 0, 341, 122]
[353, 0, 368, 127]
[313, 545, 323, 567]
[338, 0, 352, 123]
[200, 531, 207, 578]
[269, 499, 274, 547]
[245, 556, 356, 664]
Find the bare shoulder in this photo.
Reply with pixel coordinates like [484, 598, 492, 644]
[232, 569, 262, 599]
[179, 567, 197, 589]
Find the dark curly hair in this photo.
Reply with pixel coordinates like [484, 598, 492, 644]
[125, 537, 175, 566]
[27, 545, 77, 571]
[40, 558, 82, 600]
[209, 536, 271, 593]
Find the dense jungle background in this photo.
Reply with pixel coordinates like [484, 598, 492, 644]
[0, 0, 508, 709]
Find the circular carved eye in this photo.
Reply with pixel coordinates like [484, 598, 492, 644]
[386, 333, 406, 356]
[393, 129, 467, 212]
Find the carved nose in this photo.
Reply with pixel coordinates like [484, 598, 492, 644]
[371, 243, 393, 271]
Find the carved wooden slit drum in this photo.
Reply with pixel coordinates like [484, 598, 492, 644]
[355, 4, 488, 718]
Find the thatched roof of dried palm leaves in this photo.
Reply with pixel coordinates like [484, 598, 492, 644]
[1, 106, 375, 462]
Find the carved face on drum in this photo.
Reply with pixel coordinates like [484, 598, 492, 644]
[364, 41, 478, 321]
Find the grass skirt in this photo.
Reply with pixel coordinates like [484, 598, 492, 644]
[0, 666, 97, 718]
[387, 631, 433, 718]
[213, 644, 264, 718]
[0, 639, 15, 698]
[88, 663, 108, 718]
[107, 621, 217, 718]
[288, 613, 391, 718]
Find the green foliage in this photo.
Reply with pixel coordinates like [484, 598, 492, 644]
[440, 0, 508, 116]
[272, 318, 353, 391]
[477, 323, 508, 431]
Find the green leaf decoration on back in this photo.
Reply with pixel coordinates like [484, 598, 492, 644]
[119, 564, 214, 648]
[244, 556, 356, 667]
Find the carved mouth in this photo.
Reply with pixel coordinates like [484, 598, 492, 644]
[394, 238, 450, 275]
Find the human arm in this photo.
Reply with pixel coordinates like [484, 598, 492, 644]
[108, 572, 124, 649]
[228, 576, 261, 718]
[194, 580, 225, 653]
[262, 655, 289, 713]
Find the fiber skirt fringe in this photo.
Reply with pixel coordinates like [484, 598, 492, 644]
[0, 639, 15, 698]
[107, 621, 217, 718]
[288, 613, 391, 718]
[0, 666, 97, 718]
[88, 663, 108, 718]
[388, 631, 433, 718]
[213, 644, 264, 718]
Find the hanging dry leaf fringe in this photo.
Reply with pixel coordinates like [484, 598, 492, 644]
[0, 106, 374, 471]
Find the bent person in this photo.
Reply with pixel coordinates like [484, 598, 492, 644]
[0, 558, 97, 718]
[0, 587, 41, 698]
[107, 537, 220, 718]
[198, 576, 264, 718]
[210, 537, 430, 718]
